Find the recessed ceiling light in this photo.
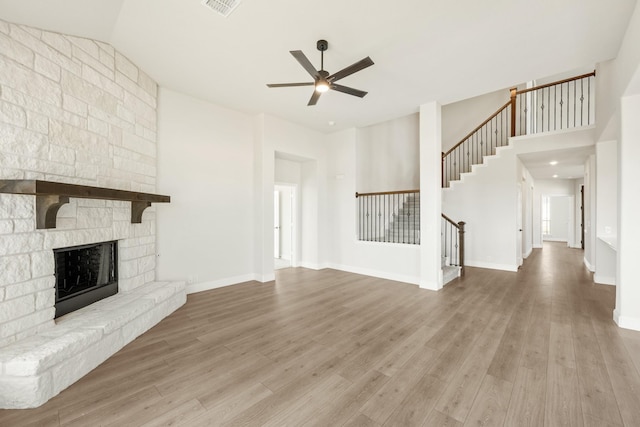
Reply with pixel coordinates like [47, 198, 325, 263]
[549, 161, 558, 165]
[553, 174, 558, 178]
[328, 121, 335, 126]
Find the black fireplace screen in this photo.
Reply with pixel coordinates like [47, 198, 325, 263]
[54, 240, 118, 318]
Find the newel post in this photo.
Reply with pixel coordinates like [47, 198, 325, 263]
[458, 221, 466, 276]
[441, 152, 445, 188]
[510, 87, 517, 137]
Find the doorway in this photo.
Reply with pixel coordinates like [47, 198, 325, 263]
[274, 184, 296, 269]
[541, 195, 575, 246]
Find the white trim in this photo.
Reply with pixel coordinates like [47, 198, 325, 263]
[325, 263, 420, 286]
[523, 247, 533, 258]
[465, 260, 519, 272]
[614, 309, 640, 331]
[298, 261, 325, 270]
[533, 244, 543, 249]
[186, 273, 272, 294]
[593, 274, 615, 286]
[583, 257, 595, 272]
[543, 237, 568, 242]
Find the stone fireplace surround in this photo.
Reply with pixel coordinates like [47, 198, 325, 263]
[0, 20, 186, 408]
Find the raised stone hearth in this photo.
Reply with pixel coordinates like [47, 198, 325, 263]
[0, 280, 185, 408]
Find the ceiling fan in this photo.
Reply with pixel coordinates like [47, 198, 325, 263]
[267, 40, 374, 106]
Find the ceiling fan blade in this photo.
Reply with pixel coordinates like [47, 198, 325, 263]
[290, 50, 319, 78]
[267, 82, 314, 88]
[307, 90, 321, 106]
[331, 84, 368, 98]
[328, 57, 374, 82]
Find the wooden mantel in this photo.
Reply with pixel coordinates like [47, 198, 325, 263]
[0, 180, 170, 229]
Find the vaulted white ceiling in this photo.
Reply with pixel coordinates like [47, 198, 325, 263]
[0, 0, 636, 132]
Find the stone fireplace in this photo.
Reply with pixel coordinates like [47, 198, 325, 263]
[0, 20, 185, 408]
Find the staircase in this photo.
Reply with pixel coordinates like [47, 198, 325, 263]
[442, 71, 595, 188]
[385, 192, 420, 244]
[356, 190, 464, 285]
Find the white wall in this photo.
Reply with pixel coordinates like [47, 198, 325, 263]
[443, 145, 519, 271]
[325, 129, 421, 285]
[617, 92, 640, 329]
[583, 154, 597, 270]
[441, 88, 508, 152]
[356, 113, 419, 193]
[156, 88, 255, 292]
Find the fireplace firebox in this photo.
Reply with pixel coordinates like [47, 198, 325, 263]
[54, 241, 118, 318]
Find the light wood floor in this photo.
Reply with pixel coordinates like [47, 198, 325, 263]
[3, 242, 640, 426]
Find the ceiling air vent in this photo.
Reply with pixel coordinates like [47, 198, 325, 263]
[201, 0, 241, 17]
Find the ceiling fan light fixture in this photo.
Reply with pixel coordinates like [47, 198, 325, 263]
[315, 81, 330, 93]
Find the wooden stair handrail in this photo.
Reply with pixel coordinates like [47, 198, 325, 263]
[441, 213, 460, 229]
[516, 71, 596, 95]
[443, 101, 511, 157]
[443, 70, 596, 159]
[355, 189, 419, 198]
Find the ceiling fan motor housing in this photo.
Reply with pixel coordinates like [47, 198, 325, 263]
[317, 39, 328, 51]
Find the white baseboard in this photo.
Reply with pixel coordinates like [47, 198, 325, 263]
[614, 309, 640, 331]
[543, 237, 568, 242]
[298, 261, 325, 270]
[465, 260, 519, 272]
[533, 244, 543, 249]
[523, 248, 533, 258]
[583, 257, 595, 272]
[325, 263, 420, 286]
[186, 273, 272, 294]
[594, 274, 615, 286]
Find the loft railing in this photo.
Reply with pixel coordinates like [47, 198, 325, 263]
[441, 213, 465, 275]
[355, 189, 420, 244]
[442, 71, 596, 187]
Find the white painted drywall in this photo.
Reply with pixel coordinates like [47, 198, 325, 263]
[616, 92, 640, 330]
[324, 128, 421, 285]
[441, 88, 509, 152]
[583, 154, 597, 270]
[420, 102, 443, 289]
[156, 89, 255, 288]
[594, 140, 618, 285]
[356, 113, 419, 193]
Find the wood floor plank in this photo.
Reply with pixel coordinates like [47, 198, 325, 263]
[382, 373, 446, 426]
[3, 243, 640, 427]
[503, 367, 546, 427]
[303, 369, 390, 427]
[434, 311, 510, 422]
[422, 409, 464, 427]
[545, 362, 584, 427]
[463, 374, 512, 427]
[360, 345, 441, 424]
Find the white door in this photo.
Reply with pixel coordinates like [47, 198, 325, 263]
[517, 183, 523, 266]
[274, 191, 280, 258]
